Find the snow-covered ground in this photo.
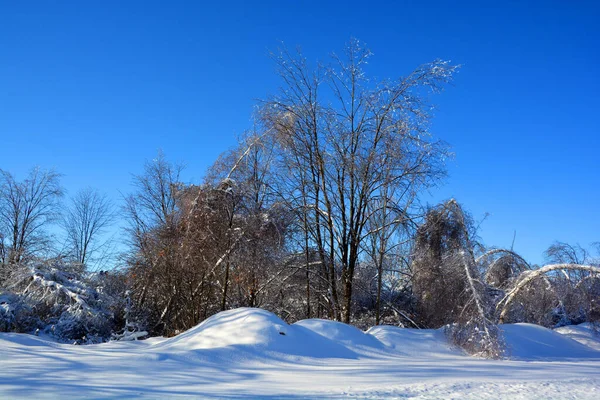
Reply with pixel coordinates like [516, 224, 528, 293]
[1, 308, 599, 399]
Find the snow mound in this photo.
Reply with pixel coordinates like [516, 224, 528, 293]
[555, 323, 600, 351]
[295, 318, 385, 351]
[367, 325, 464, 357]
[154, 309, 600, 362]
[0, 332, 61, 348]
[501, 323, 600, 360]
[160, 308, 287, 350]
[2, 309, 600, 398]
[156, 308, 357, 359]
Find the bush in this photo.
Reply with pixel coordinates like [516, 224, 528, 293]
[0, 260, 127, 343]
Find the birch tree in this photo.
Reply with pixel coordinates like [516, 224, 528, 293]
[497, 263, 600, 323]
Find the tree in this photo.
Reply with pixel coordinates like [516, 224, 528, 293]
[545, 242, 591, 265]
[262, 39, 456, 323]
[62, 188, 115, 271]
[489, 242, 600, 327]
[497, 263, 600, 323]
[204, 130, 290, 311]
[364, 183, 413, 325]
[0, 167, 63, 269]
[124, 151, 185, 334]
[479, 248, 531, 289]
[124, 147, 289, 335]
[411, 200, 501, 357]
[544, 241, 597, 284]
[411, 199, 480, 327]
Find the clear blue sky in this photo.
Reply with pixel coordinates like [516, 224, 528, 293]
[1, 1, 598, 264]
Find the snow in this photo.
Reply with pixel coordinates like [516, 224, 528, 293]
[555, 323, 600, 351]
[501, 323, 600, 360]
[154, 308, 357, 359]
[296, 318, 386, 354]
[367, 325, 462, 357]
[1, 307, 599, 399]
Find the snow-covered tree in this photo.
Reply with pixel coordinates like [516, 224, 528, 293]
[411, 200, 501, 357]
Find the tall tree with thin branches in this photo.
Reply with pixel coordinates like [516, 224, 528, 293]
[262, 39, 456, 323]
[0, 167, 63, 269]
[62, 188, 115, 271]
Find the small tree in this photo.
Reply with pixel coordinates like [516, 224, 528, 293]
[204, 131, 290, 311]
[411, 200, 477, 327]
[62, 188, 115, 271]
[0, 167, 63, 275]
[123, 152, 185, 335]
[412, 200, 501, 357]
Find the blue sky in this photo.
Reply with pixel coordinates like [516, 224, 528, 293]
[1, 1, 598, 264]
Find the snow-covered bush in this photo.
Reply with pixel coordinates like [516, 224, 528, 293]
[110, 290, 147, 341]
[445, 320, 504, 359]
[0, 293, 37, 333]
[0, 260, 127, 343]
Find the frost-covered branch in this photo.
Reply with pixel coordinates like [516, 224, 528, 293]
[497, 263, 600, 323]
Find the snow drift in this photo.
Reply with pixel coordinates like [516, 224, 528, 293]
[555, 323, 600, 351]
[501, 323, 600, 360]
[155, 308, 357, 359]
[1, 307, 600, 399]
[155, 308, 600, 361]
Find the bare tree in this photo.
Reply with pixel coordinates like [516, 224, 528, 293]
[205, 130, 290, 311]
[364, 183, 413, 325]
[124, 151, 183, 243]
[479, 248, 531, 289]
[544, 241, 596, 284]
[262, 39, 456, 323]
[545, 241, 590, 265]
[62, 188, 115, 271]
[0, 167, 63, 269]
[123, 151, 185, 334]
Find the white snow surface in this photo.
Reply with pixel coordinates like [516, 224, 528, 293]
[555, 323, 600, 351]
[1, 307, 600, 399]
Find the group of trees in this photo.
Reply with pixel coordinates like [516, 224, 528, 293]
[0, 168, 122, 342]
[122, 150, 290, 335]
[1, 40, 598, 355]
[0, 168, 114, 277]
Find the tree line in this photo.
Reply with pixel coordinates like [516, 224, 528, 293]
[1, 40, 598, 355]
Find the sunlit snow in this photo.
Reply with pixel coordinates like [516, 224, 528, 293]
[1, 308, 599, 399]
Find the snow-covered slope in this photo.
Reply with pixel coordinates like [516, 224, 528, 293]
[502, 323, 600, 360]
[367, 325, 463, 357]
[1, 307, 599, 399]
[555, 323, 600, 351]
[154, 308, 357, 360]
